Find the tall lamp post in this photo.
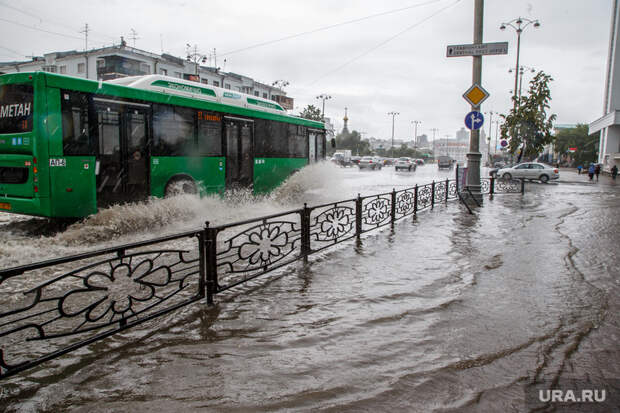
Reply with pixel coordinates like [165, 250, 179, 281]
[388, 111, 399, 158]
[500, 17, 540, 109]
[430, 128, 439, 161]
[186, 43, 208, 76]
[509, 65, 536, 102]
[411, 120, 421, 150]
[316, 94, 332, 122]
[484, 110, 495, 165]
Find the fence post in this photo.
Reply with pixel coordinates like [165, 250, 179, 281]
[413, 184, 418, 218]
[521, 179, 525, 194]
[431, 180, 435, 209]
[205, 221, 218, 306]
[391, 188, 396, 224]
[198, 229, 207, 300]
[490, 177, 495, 195]
[355, 193, 362, 238]
[301, 203, 311, 263]
[456, 164, 460, 193]
[445, 178, 449, 203]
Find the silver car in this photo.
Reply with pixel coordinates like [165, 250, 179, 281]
[497, 162, 559, 183]
[358, 156, 383, 170]
[395, 157, 416, 172]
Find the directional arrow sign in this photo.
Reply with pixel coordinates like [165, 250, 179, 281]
[465, 111, 484, 130]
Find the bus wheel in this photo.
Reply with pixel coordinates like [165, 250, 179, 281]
[165, 177, 198, 197]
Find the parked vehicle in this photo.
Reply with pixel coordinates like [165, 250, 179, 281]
[437, 156, 453, 169]
[395, 157, 416, 172]
[358, 156, 383, 170]
[497, 162, 559, 183]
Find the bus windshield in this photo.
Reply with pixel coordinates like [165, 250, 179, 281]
[0, 83, 34, 134]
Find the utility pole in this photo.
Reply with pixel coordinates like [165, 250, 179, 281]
[388, 112, 399, 158]
[485, 110, 494, 165]
[430, 128, 439, 161]
[80, 23, 89, 51]
[465, 0, 484, 204]
[411, 120, 421, 150]
[129, 29, 139, 48]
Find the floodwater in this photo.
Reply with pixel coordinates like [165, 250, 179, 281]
[1, 165, 619, 412]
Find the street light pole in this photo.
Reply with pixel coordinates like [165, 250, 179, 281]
[485, 110, 494, 165]
[316, 94, 332, 122]
[430, 128, 439, 161]
[500, 17, 540, 109]
[411, 120, 421, 150]
[388, 112, 399, 158]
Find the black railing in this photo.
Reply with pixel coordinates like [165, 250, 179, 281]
[0, 177, 523, 379]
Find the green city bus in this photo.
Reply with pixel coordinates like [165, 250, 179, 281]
[0, 72, 326, 218]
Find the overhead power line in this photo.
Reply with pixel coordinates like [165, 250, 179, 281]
[0, 1, 116, 41]
[219, 0, 444, 57]
[0, 17, 109, 47]
[308, 0, 461, 86]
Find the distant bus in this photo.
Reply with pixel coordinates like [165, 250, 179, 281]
[0, 72, 326, 218]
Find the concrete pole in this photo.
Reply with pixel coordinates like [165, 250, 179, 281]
[465, 0, 483, 203]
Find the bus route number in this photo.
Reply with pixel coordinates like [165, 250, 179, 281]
[49, 158, 67, 167]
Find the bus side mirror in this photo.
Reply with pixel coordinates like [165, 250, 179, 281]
[330, 138, 336, 148]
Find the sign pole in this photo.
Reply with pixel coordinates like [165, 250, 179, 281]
[466, 0, 484, 204]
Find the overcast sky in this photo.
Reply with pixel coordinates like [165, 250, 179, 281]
[0, 0, 613, 142]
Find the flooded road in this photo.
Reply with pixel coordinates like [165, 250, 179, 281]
[1, 166, 619, 412]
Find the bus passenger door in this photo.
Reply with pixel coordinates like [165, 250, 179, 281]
[124, 109, 149, 199]
[308, 133, 317, 162]
[224, 118, 254, 189]
[96, 105, 123, 206]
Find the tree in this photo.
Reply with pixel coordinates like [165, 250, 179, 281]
[500, 71, 557, 162]
[299, 104, 323, 121]
[554, 124, 599, 166]
[334, 129, 371, 155]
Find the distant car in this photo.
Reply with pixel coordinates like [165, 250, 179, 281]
[437, 156, 453, 169]
[358, 156, 383, 170]
[395, 157, 416, 172]
[414, 159, 425, 166]
[351, 156, 361, 165]
[497, 162, 559, 183]
[382, 158, 395, 166]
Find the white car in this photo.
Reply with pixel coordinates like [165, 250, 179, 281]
[497, 162, 559, 183]
[395, 157, 416, 172]
[358, 156, 383, 170]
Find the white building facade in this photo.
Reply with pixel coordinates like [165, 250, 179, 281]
[590, 0, 620, 171]
[0, 43, 293, 109]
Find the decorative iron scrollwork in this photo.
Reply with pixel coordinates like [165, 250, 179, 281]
[0, 249, 200, 377]
[417, 185, 433, 209]
[448, 181, 458, 198]
[216, 221, 301, 276]
[480, 179, 490, 194]
[362, 197, 391, 226]
[395, 190, 415, 216]
[312, 205, 355, 241]
[434, 181, 446, 201]
[496, 178, 521, 193]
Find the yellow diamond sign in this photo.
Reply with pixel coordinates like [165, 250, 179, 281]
[463, 84, 489, 107]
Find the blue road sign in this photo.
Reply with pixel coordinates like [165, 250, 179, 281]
[464, 111, 484, 130]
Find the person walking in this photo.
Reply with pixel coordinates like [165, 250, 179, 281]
[577, 165, 583, 175]
[612, 164, 618, 180]
[595, 164, 601, 182]
[588, 164, 595, 181]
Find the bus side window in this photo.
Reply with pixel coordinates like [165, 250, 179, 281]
[152, 104, 196, 156]
[61, 91, 94, 155]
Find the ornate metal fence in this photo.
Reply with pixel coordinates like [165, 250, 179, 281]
[0, 177, 523, 379]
